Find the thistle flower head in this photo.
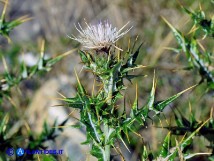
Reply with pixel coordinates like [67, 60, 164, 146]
[70, 20, 132, 51]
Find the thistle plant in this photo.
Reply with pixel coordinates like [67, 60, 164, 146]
[0, 0, 30, 42]
[62, 21, 200, 161]
[1, 1, 213, 160]
[162, 5, 214, 159]
[162, 5, 214, 90]
[0, 1, 71, 160]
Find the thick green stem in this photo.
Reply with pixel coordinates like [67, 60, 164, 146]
[103, 75, 114, 161]
[104, 124, 110, 161]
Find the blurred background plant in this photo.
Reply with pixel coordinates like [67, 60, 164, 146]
[0, 0, 213, 160]
[0, 0, 73, 160]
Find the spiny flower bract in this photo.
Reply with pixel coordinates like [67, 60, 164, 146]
[70, 21, 132, 51]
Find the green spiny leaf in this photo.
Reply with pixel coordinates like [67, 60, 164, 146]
[168, 119, 210, 160]
[74, 69, 87, 96]
[159, 132, 171, 158]
[179, 119, 209, 151]
[79, 50, 89, 64]
[174, 113, 184, 127]
[162, 17, 187, 53]
[142, 145, 148, 160]
[126, 43, 143, 67]
[90, 144, 104, 161]
[20, 62, 28, 78]
[155, 85, 196, 112]
[62, 97, 83, 109]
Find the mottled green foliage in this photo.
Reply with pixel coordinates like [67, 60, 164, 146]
[62, 41, 196, 160]
[160, 5, 214, 160]
[164, 6, 214, 90]
[0, 49, 73, 104]
[1, 1, 213, 160]
[0, 114, 67, 160]
[0, 1, 29, 40]
[0, 3, 69, 160]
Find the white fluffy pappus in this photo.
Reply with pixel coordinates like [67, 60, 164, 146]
[69, 20, 132, 51]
